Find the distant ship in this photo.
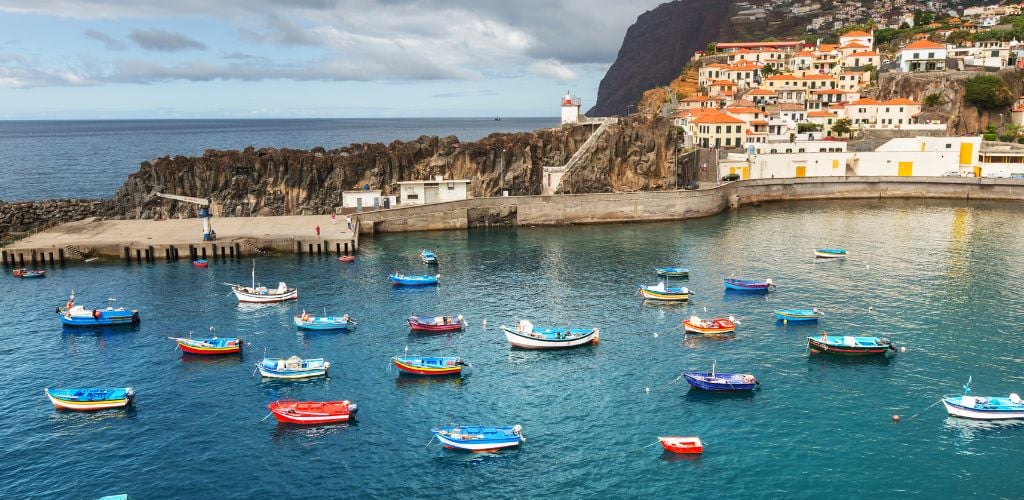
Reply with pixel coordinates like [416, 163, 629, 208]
[494, 116, 502, 121]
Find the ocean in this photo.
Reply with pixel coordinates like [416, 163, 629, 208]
[3, 198, 1024, 498]
[0, 118, 558, 202]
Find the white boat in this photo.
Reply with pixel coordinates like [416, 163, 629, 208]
[226, 262, 297, 303]
[257, 356, 330, 379]
[500, 320, 598, 349]
[943, 379, 1024, 420]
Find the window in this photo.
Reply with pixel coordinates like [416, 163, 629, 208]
[447, 182, 455, 190]
[927, 52, 934, 59]
[407, 194, 419, 200]
[913, 52, 920, 58]
[992, 50, 998, 57]
[716, 126, 722, 133]
[946, 143, 952, 149]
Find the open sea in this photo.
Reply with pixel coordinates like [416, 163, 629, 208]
[2, 198, 1024, 498]
[0, 118, 558, 202]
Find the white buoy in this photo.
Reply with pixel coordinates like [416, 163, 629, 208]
[482, 319, 487, 327]
[653, 332, 659, 338]
[866, 265, 870, 269]
[703, 306, 707, 312]
[645, 387, 650, 394]
[901, 346, 907, 353]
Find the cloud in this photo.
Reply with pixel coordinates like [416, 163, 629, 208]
[528, 59, 578, 81]
[128, 29, 206, 51]
[84, 30, 126, 50]
[0, 53, 94, 88]
[432, 89, 496, 98]
[240, 13, 323, 46]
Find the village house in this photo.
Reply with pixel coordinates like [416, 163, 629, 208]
[692, 110, 746, 148]
[898, 40, 948, 72]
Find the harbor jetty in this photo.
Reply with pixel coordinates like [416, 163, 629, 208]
[1, 214, 356, 266]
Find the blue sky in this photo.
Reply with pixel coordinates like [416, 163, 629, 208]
[0, 1, 662, 119]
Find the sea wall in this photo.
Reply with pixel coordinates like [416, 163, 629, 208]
[354, 177, 1024, 233]
[0, 199, 106, 242]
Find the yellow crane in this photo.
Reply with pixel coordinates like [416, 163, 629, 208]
[154, 192, 216, 241]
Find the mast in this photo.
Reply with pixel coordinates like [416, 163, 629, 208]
[251, 259, 256, 289]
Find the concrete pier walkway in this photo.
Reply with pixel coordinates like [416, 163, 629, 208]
[2, 214, 357, 266]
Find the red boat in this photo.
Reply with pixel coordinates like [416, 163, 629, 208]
[338, 255, 355, 262]
[408, 314, 465, 332]
[12, 269, 46, 278]
[192, 260, 209, 268]
[268, 400, 358, 425]
[658, 436, 703, 454]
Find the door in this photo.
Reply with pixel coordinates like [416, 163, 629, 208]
[742, 166, 750, 179]
[424, 185, 440, 204]
[795, 166, 807, 177]
[959, 142, 974, 165]
[898, 161, 913, 177]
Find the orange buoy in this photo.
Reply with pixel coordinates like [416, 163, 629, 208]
[892, 415, 900, 423]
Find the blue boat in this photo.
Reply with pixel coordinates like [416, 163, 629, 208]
[943, 378, 1024, 420]
[45, 387, 135, 411]
[257, 356, 330, 379]
[293, 310, 355, 331]
[389, 273, 439, 286]
[723, 278, 774, 292]
[655, 267, 689, 278]
[421, 249, 439, 264]
[807, 334, 895, 355]
[774, 308, 822, 323]
[57, 293, 139, 327]
[432, 424, 525, 451]
[814, 248, 847, 259]
[683, 361, 759, 392]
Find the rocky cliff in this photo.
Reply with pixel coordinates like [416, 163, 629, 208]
[558, 117, 676, 193]
[874, 69, 1024, 136]
[0, 199, 106, 243]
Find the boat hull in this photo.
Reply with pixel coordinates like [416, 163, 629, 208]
[433, 426, 524, 452]
[639, 288, 690, 301]
[192, 260, 208, 268]
[408, 318, 464, 332]
[176, 338, 242, 355]
[45, 388, 133, 411]
[389, 274, 439, 286]
[659, 436, 703, 454]
[269, 400, 356, 425]
[773, 311, 819, 322]
[392, 357, 462, 376]
[258, 366, 328, 379]
[338, 256, 355, 262]
[233, 287, 298, 303]
[807, 337, 893, 355]
[683, 372, 758, 391]
[815, 249, 847, 259]
[501, 326, 598, 349]
[59, 310, 140, 327]
[682, 320, 736, 335]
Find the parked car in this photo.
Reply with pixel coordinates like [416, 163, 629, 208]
[983, 171, 1008, 178]
[1010, 173, 1024, 179]
[684, 180, 699, 190]
[942, 170, 960, 177]
[721, 173, 740, 181]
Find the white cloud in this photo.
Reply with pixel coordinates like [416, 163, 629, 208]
[129, 29, 206, 51]
[528, 59, 578, 81]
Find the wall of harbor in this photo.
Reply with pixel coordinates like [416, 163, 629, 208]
[355, 176, 1024, 233]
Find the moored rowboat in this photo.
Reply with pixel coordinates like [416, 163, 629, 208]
[723, 278, 774, 292]
[806, 334, 896, 355]
[257, 356, 330, 379]
[45, 387, 134, 411]
[658, 436, 703, 454]
[391, 355, 466, 376]
[13, 269, 46, 278]
[226, 263, 297, 303]
[683, 362, 758, 391]
[432, 424, 524, 451]
[57, 293, 139, 327]
[814, 248, 847, 259]
[192, 260, 208, 268]
[389, 273, 439, 286]
[170, 336, 242, 355]
[500, 320, 599, 349]
[639, 283, 691, 302]
[293, 311, 355, 331]
[773, 308, 821, 323]
[338, 255, 355, 262]
[268, 400, 357, 425]
[408, 314, 465, 332]
[942, 379, 1024, 420]
[682, 316, 736, 335]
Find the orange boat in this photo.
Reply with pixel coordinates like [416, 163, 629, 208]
[338, 255, 355, 262]
[268, 400, 357, 425]
[682, 316, 736, 335]
[658, 436, 703, 454]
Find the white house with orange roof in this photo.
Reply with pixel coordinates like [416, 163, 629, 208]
[800, 73, 837, 90]
[698, 63, 730, 87]
[809, 89, 846, 109]
[761, 74, 803, 91]
[837, 71, 869, 91]
[838, 41, 872, 59]
[745, 88, 777, 105]
[776, 87, 808, 104]
[1012, 96, 1024, 126]
[898, 40, 948, 72]
[847, 97, 925, 128]
[724, 60, 763, 88]
[678, 95, 725, 111]
[792, 51, 816, 71]
[839, 30, 874, 49]
[708, 80, 737, 97]
[691, 110, 746, 148]
[843, 50, 880, 69]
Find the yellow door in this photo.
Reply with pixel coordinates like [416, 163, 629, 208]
[729, 167, 736, 175]
[974, 166, 982, 177]
[832, 159, 839, 169]
[742, 166, 750, 179]
[959, 142, 973, 165]
[898, 161, 913, 176]
[795, 166, 806, 177]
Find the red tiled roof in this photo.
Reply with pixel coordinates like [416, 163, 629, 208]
[808, 110, 838, 117]
[842, 30, 872, 37]
[691, 110, 746, 124]
[902, 40, 947, 50]
[746, 89, 776, 95]
[848, 51, 879, 57]
[850, 98, 883, 105]
[883, 98, 921, 105]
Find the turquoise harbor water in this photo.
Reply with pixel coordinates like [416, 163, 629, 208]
[3, 198, 1024, 498]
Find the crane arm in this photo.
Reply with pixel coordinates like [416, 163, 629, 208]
[154, 192, 211, 206]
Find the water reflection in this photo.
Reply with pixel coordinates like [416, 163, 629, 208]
[271, 421, 354, 444]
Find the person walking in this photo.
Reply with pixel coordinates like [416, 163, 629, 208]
[315, 225, 321, 236]
[346, 215, 352, 231]
[331, 212, 336, 225]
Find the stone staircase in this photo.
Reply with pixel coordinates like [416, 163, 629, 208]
[65, 245, 89, 260]
[241, 239, 267, 256]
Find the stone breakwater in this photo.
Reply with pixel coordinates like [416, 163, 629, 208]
[0, 199, 106, 242]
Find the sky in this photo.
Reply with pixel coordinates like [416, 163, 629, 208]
[0, 0, 665, 119]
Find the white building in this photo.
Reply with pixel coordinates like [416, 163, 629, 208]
[561, 91, 583, 124]
[341, 190, 397, 210]
[898, 40, 949, 72]
[397, 177, 472, 206]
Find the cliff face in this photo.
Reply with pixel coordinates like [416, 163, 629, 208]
[103, 119, 675, 220]
[588, 0, 735, 117]
[875, 69, 1024, 136]
[0, 199, 105, 242]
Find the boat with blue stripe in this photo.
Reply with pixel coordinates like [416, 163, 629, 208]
[257, 356, 330, 379]
[943, 377, 1024, 420]
[293, 310, 355, 331]
[655, 267, 689, 278]
[814, 248, 847, 259]
[57, 293, 139, 327]
[501, 320, 598, 349]
[639, 282, 691, 302]
[683, 361, 759, 392]
[421, 249, 439, 264]
[432, 424, 525, 451]
[389, 273, 439, 286]
[392, 355, 466, 376]
[723, 278, 774, 292]
[807, 334, 896, 355]
[45, 387, 135, 411]
[773, 308, 822, 323]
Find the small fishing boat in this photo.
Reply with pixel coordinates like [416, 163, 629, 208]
[501, 320, 599, 349]
[225, 262, 297, 303]
[408, 314, 465, 332]
[293, 310, 355, 331]
[338, 255, 355, 262]
[814, 248, 847, 259]
[683, 361, 759, 391]
[432, 424, 524, 452]
[639, 282, 691, 302]
[392, 355, 466, 376]
[773, 308, 822, 323]
[807, 334, 896, 355]
[942, 378, 1024, 420]
[170, 336, 242, 355]
[658, 436, 703, 454]
[57, 293, 139, 327]
[268, 400, 357, 425]
[682, 316, 736, 335]
[723, 278, 774, 292]
[192, 260, 208, 268]
[655, 267, 689, 278]
[257, 356, 330, 379]
[45, 387, 134, 411]
[13, 268, 46, 278]
[389, 273, 439, 286]
[421, 249, 439, 264]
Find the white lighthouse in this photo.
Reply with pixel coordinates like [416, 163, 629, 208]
[560, 91, 582, 124]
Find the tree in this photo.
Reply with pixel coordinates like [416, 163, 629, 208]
[760, 63, 780, 77]
[831, 118, 852, 137]
[706, 42, 717, 55]
[923, 94, 942, 107]
[964, 75, 1014, 110]
[913, 10, 935, 27]
[798, 123, 822, 133]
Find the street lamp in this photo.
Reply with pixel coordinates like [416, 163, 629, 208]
[499, 148, 506, 196]
[625, 104, 635, 116]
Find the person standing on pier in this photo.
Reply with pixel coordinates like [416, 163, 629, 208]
[346, 215, 352, 231]
[315, 225, 321, 236]
[331, 212, 336, 225]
